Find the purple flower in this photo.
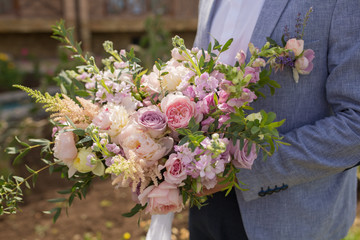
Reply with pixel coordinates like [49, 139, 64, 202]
[227, 88, 257, 108]
[106, 143, 121, 154]
[244, 66, 260, 83]
[218, 90, 230, 104]
[295, 49, 315, 74]
[228, 139, 257, 169]
[136, 106, 167, 138]
[218, 103, 235, 113]
[201, 117, 215, 131]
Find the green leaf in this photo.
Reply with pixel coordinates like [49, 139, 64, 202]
[72, 129, 85, 136]
[265, 112, 276, 124]
[13, 148, 30, 165]
[122, 204, 145, 218]
[57, 189, 72, 194]
[12, 176, 24, 183]
[32, 173, 39, 188]
[266, 37, 279, 47]
[53, 208, 62, 223]
[25, 164, 36, 174]
[15, 136, 30, 147]
[221, 38, 233, 52]
[47, 198, 67, 203]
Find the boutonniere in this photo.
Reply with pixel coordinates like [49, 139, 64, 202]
[267, 7, 315, 83]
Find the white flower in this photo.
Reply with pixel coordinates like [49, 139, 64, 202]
[107, 104, 130, 138]
[72, 147, 105, 176]
[114, 123, 173, 166]
[246, 112, 262, 122]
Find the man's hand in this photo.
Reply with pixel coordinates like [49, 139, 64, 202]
[196, 176, 232, 197]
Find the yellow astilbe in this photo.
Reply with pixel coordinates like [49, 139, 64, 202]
[14, 85, 62, 112]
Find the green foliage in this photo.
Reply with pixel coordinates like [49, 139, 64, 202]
[136, 15, 172, 69]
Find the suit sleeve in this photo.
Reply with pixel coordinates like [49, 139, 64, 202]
[238, 0, 360, 201]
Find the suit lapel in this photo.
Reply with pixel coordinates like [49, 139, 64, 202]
[250, 0, 289, 48]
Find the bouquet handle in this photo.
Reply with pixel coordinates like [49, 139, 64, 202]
[146, 212, 175, 240]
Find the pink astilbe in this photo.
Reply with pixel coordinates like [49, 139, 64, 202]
[51, 95, 99, 128]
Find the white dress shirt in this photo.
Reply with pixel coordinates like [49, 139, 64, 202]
[210, 0, 265, 65]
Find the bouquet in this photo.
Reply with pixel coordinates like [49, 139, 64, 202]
[1, 16, 314, 221]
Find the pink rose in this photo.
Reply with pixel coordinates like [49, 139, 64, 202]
[138, 182, 184, 215]
[161, 153, 188, 185]
[285, 38, 304, 57]
[295, 49, 315, 74]
[53, 131, 78, 165]
[229, 139, 257, 169]
[160, 93, 195, 129]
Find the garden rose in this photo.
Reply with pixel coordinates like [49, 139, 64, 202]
[229, 139, 257, 169]
[135, 106, 167, 138]
[92, 107, 112, 130]
[53, 131, 77, 165]
[160, 93, 195, 129]
[285, 38, 304, 56]
[138, 181, 184, 215]
[161, 153, 187, 185]
[115, 123, 173, 165]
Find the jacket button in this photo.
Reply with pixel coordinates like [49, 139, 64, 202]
[258, 188, 266, 197]
[281, 184, 288, 190]
[266, 187, 274, 195]
[273, 185, 281, 192]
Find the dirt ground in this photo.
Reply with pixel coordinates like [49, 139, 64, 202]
[0, 173, 189, 240]
[0, 158, 359, 240]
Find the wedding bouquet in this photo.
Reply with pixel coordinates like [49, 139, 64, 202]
[1, 17, 314, 220]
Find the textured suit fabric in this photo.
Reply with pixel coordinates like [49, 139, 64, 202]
[193, 0, 360, 239]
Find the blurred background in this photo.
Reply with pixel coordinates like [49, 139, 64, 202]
[0, 1, 358, 240]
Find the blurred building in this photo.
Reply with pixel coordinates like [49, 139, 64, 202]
[0, 0, 199, 59]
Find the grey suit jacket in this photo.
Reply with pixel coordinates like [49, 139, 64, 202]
[194, 0, 360, 239]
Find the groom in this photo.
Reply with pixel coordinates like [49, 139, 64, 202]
[190, 0, 360, 239]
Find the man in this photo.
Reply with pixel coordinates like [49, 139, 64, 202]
[190, 0, 360, 239]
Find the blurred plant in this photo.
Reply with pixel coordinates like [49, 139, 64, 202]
[0, 53, 23, 91]
[135, 15, 172, 69]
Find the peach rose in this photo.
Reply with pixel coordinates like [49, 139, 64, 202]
[138, 181, 184, 215]
[285, 38, 304, 56]
[53, 131, 77, 165]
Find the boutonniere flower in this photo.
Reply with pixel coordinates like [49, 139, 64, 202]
[268, 7, 315, 83]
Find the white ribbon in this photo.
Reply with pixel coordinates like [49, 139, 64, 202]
[146, 212, 175, 240]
